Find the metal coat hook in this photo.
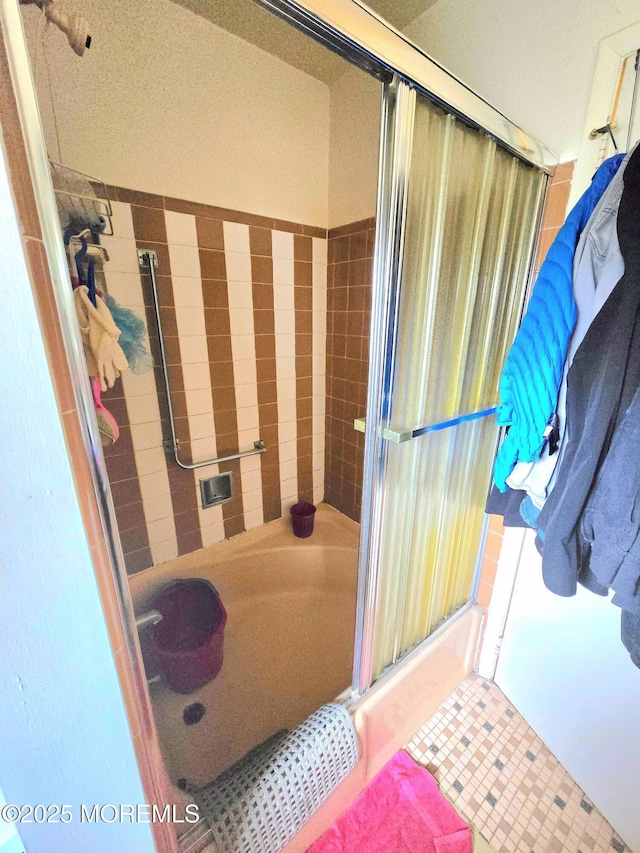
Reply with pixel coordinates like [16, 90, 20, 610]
[64, 226, 88, 284]
[73, 235, 89, 285]
[589, 121, 618, 152]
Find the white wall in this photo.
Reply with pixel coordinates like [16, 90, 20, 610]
[23, 0, 640, 225]
[496, 534, 640, 853]
[23, 0, 330, 226]
[405, 0, 640, 160]
[570, 19, 640, 207]
[328, 66, 381, 228]
[0, 142, 154, 851]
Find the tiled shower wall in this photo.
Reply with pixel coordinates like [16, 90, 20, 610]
[324, 217, 375, 522]
[98, 186, 327, 573]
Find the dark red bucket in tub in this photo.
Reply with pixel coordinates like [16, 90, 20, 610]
[290, 501, 316, 538]
[150, 579, 227, 694]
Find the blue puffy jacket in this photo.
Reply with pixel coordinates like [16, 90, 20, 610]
[493, 155, 625, 491]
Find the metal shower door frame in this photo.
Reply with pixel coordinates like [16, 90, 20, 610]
[248, 3, 556, 700]
[251, 0, 556, 700]
[1, 0, 556, 790]
[351, 75, 415, 696]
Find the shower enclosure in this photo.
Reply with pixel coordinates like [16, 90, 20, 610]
[2, 0, 555, 844]
[355, 83, 545, 690]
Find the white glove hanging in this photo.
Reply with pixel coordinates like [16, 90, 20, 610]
[74, 285, 129, 391]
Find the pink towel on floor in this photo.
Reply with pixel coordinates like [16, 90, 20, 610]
[308, 750, 472, 853]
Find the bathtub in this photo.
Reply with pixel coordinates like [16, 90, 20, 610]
[128, 503, 359, 786]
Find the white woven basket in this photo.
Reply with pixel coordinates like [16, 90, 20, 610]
[182, 703, 359, 853]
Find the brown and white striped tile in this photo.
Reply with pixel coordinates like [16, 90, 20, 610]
[251, 224, 281, 523]
[97, 183, 330, 565]
[165, 209, 225, 549]
[131, 201, 202, 559]
[225, 220, 263, 531]
[200, 219, 245, 540]
[312, 236, 328, 505]
[294, 234, 314, 504]
[273, 229, 299, 515]
[102, 201, 179, 569]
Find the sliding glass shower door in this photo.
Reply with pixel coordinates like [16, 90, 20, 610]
[354, 82, 546, 691]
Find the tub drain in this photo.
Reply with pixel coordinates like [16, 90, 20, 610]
[183, 703, 206, 726]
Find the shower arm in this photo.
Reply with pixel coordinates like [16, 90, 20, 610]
[137, 250, 266, 470]
[20, 0, 91, 56]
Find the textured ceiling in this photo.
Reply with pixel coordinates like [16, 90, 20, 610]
[171, 0, 439, 83]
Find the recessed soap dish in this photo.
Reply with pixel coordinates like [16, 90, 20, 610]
[200, 473, 233, 509]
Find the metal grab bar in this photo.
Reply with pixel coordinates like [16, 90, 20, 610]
[137, 249, 267, 470]
[354, 406, 498, 443]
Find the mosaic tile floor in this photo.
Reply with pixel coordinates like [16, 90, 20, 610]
[406, 675, 631, 853]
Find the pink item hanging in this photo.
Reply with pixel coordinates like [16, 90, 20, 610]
[308, 750, 472, 853]
[91, 378, 120, 446]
